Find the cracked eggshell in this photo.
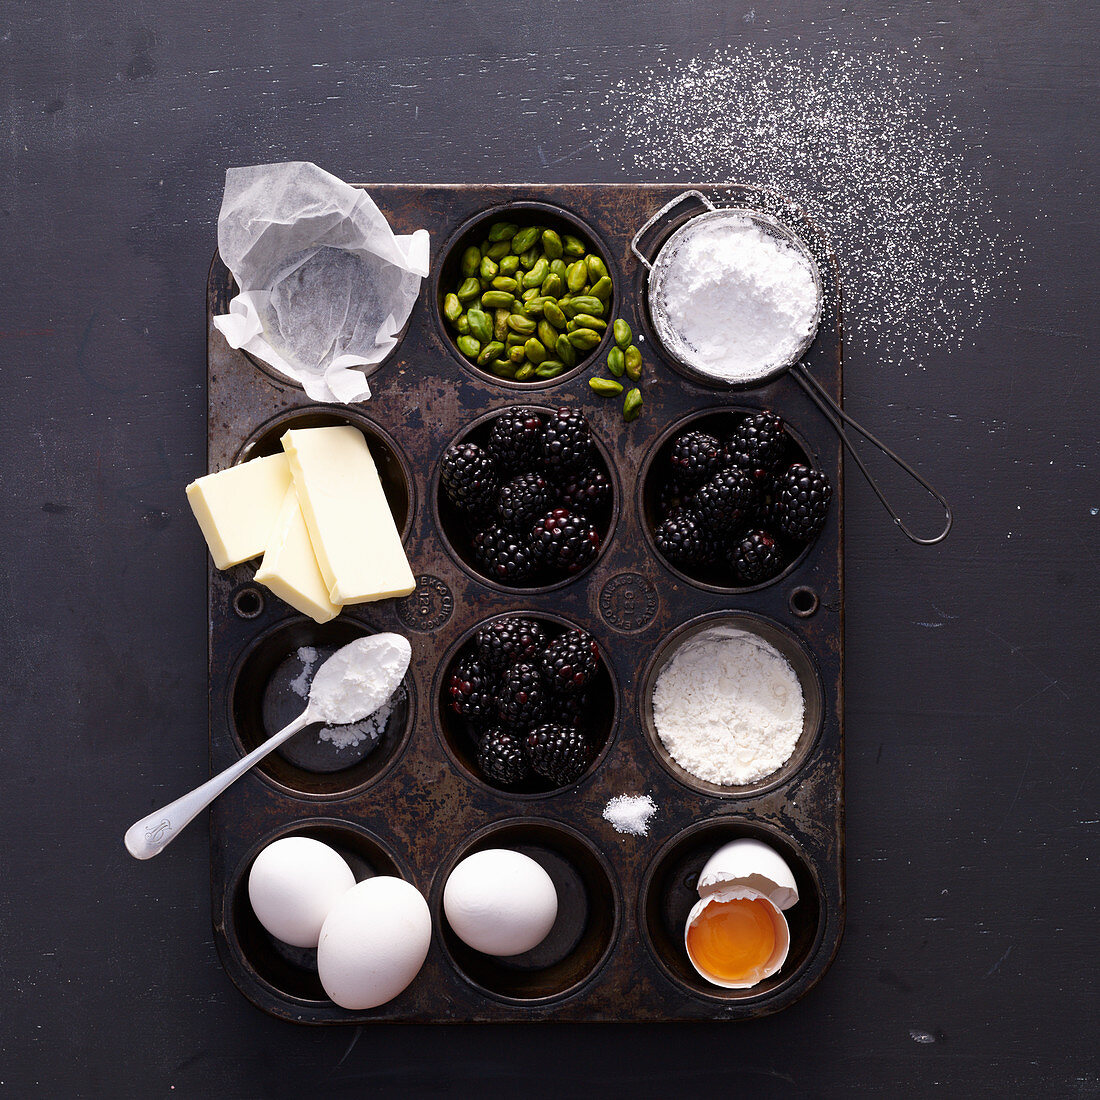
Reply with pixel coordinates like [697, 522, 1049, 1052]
[317, 877, 431, 1010]
[684, 885, 791, 989]
[697, 838, 799, 910]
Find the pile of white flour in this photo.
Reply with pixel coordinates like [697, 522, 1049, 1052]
[655, 213, 819, 383]
[652, 628, 804, 786]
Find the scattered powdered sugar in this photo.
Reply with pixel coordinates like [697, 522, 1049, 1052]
[594, 45, 1020, 370]
[653, 628, 804, 786]
[289, 646, 319, 698]
[318, 698, 394, 752]
[654, 211, 819, 382]
[603, 794, 658, 837]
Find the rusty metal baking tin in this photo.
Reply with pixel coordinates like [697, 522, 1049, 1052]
[204, 184, 845, 1023]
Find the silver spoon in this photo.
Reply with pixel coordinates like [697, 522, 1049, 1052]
[124, 634, 412, 860]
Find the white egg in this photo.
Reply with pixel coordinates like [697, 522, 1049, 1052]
[697, 838, 800, 910]
[443, 848, 558, 957]
[317, 877, 431, 1010]
[247, 836, 356, 949]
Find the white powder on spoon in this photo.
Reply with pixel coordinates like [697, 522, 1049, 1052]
[307, 634, 411, 727]
[653, 628, 804, 786]
[287, 642, 406, 753]
[655, 213, 819, 383]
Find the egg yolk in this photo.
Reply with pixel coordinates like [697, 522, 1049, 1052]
[686, 897, 780, 984]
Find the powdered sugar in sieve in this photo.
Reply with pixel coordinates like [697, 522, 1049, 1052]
[648, 209, 822, 386]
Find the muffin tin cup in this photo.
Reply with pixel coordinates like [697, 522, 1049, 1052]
[432, 201, 618, 390]
[205, 184, 845, 1023]
[223, 269, 416, 395]
[638, 406, 823, 594]
[431, 818, 620, 1005]
[235, 406, 414, 539]
[221, 820, 408, 1006]
[434, 610, 621, 800]
[228, 616, 416, 800]
[434, 405, 620, 594]
[640, 817, 827, 1005]
[640, 610, 825, 800]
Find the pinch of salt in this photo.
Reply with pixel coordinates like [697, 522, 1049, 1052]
[603, 794, 658, 837]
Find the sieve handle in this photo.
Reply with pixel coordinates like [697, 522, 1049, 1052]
[630, 190, 717, 272]
[792, 364, 953, 545]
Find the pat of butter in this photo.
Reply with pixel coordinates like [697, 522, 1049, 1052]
[281, 426, 415, 604]
[255, 487, 342, 624]
[185, 454, 292, 570]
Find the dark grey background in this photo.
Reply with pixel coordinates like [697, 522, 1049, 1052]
[1, 1, 1096, 1096]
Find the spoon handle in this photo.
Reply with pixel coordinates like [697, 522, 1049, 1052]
[123, 709, 313, 860]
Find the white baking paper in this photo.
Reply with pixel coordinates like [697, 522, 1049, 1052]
[212, 162, 430, 403]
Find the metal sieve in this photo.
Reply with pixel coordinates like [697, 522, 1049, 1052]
[631, 190, 952, 545]
[638, 200, 824, 387]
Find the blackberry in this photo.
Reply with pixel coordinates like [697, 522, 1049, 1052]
[559, 466, 613, 514]
[542, 691, 591, 726]
[720, 429, 774, 491]
[447, 656, 498, 727]
[477, 728, 530, 785]
[441, 441, 499, 513]
[726, 411, 789, 471]
[497, 661, 546, 728]
[475, 616, 546, 672]
[540, 629, 600, 695]
[497, 472, 553, 528]
[657, 478, 695, 521]
[485, 407, 545, 470]
[526, 725, 591, 786]
[654, 511, 720, 568]
[694, 467, 758, 532]
[751, 472, 781, 527]
[669, 430, 723, 486]
[530, 508, 601, 573]
[775, 463, 832, 541]
[473, 524, 539, 583]
[730, 529, 785, 584]
[541, 407, 593, 471]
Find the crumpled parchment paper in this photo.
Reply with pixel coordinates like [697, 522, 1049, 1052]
[212, 162, 430, 403]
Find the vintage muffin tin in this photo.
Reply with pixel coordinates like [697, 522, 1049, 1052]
[204, 184, 844, 1022]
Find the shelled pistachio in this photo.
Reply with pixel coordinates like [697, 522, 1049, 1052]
[444, 219, 613, 381]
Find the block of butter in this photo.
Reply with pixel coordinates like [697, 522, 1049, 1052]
[185, 454, 292, 570]
[255, 486, 342, 624]
[281, 426, 415, 604]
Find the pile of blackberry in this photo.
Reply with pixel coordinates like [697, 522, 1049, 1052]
[440, 407, 610, 585]
[652, 411, 832, 585]
[445, 615, 603, 790]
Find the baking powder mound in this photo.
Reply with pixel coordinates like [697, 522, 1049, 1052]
[652, 628, 804, 786]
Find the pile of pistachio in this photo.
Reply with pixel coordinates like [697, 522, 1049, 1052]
[443, 221, 612, 382]
[588, 318, 644, 422]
